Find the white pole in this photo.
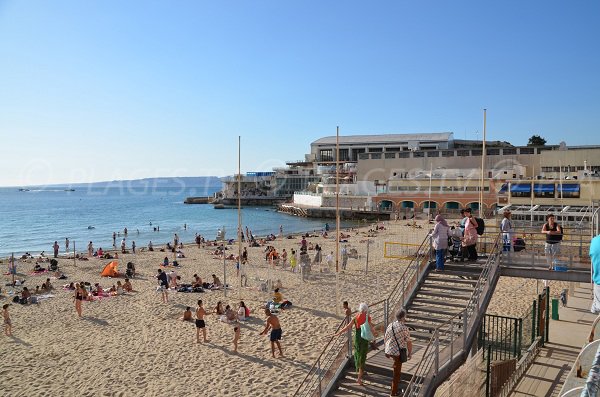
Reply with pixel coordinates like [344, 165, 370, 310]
[480, 108, 487, 218]
[223, 243, 227, 298]
[237, 136, 242, 298]
[11, 253, 15, 286]
[335, 126, 340, 316]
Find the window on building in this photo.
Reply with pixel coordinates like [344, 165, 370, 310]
[510, 183, 531, 198]
[471, 149, 482, 156]
[369, 147, 383, 152]
[386, 147, 401, 152]
[442, 150, 454, 157]
[358, 153, 369, 160]
[427, 151, 440, 157]
[533, 183, 555, 198]
[502, 148, 517, 155]
[398, 152, 410, 158]
[487, 149, 500, 155]
[413, 151, 424, 158]
[371, 153, 382, 159]
[519, 147, 535, 154]
[558, 184, 580, 198]
[319, 149, 333, 162]
[457, 150, 470, 157]
[385, 153, 396, 159]
[338, 149, 349, 161]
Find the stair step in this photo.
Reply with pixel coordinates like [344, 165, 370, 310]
[408, 304, 463, 317]
[420, 283, 475, 294]
[406, 321, 440, 332]
[436, 270, 482, 278]
[408, 313, 452, 324]
[416, 290, 471, 300]
[411, 298, 467, 309]
[410, 330, 455, 343]
[425, 275, 478, 286]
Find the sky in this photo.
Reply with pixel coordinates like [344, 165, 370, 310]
[0, 1, 598, 186]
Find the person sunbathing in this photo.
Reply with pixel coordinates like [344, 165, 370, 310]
[272, 288, 283, 304]
[214, 301, 224, 316]
[123, 279, 133, 292]
[93, 283, 104, 296]
[223, 305, 237, 323]
[238, 301, 249, 321]
[210, 274, 223, 290]
[181, 306, 193, 322]
[192, 274, 203, 288]
[116, 281, 124, 295]
[21, 287, 31, 304]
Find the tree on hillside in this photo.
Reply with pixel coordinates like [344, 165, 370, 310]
[527, 135, 547, 146]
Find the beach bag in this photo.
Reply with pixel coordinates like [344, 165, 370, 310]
[360, 320, 375, 342]
[475, 218, 485, 235]
[400, 348, 408, 363]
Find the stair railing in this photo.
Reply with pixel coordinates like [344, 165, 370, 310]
[403, 232, 502, 397]
[293, 232, 433, 397]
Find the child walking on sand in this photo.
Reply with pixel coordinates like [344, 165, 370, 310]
[3, 304, 12, 336]
[233, 323, 241, 352]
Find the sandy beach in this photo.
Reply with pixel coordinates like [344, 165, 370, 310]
[0, 218, 569, 396]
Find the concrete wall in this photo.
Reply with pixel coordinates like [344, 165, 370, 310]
[293, 193, 323, 207]
[322, 195, 373, 209]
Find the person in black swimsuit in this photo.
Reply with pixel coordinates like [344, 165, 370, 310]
[196, 300, 208, 343]
[74, 284, 84, 318]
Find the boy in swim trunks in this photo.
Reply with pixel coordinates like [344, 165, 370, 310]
[195, 300, 208, 343]
[260, 308, 283, 358]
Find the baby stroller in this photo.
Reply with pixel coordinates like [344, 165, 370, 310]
[513, 237, 526, 252]
[447, 235, 463, 262]
[126, 262, 136, 278]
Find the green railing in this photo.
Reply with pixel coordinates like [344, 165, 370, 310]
[479, 314, 523, 361]
[293, 232, 433, 397]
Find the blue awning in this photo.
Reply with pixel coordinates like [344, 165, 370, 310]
[510, 184, 531, 193]
[533, 184, 555, 192]
[559, 184, 580, 193]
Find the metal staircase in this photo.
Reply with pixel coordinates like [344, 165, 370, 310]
[293, 233, 502, 397]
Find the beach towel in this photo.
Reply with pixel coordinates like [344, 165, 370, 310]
[29, 269, 49, 275]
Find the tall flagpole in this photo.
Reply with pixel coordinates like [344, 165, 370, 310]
[480, 108, 487, 218]
[335, 126, 340, 316]
[237, 136, 243, 298]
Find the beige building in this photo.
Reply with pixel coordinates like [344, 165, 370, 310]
[302, 133, 600, 226]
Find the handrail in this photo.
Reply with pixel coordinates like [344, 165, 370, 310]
[293, 232, 433, 397]
[403, 232, 502, 397]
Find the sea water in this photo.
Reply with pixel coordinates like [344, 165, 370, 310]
[0, 186, 345, 257]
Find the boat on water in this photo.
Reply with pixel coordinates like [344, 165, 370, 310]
[213, 203, 225, 209]
[64, 189, 75, 192]
[18, 188, 30, 192]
